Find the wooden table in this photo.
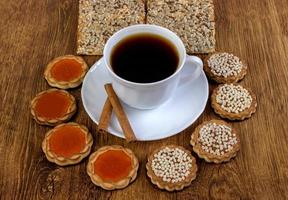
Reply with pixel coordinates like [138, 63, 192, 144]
[1, 0, 288, 199]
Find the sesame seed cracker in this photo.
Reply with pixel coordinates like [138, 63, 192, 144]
[77, 0, 145, 55]
[147, 0, 215, 54]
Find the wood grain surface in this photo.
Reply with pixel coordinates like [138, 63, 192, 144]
[1, 0, 288, 199]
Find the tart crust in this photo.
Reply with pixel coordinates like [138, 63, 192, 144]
[30, 89, 77, 126]
[190, 120, 240, 163]
[42, 122, 93, 166]
[211, 84, 257, 120]
[87, 145, 139, 190]
[44, 55, 88, 89]
[204, 52, 247, 83]
[146, 145, 198, 191]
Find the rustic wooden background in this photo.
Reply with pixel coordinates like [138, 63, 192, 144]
[1, 0, 288, 199]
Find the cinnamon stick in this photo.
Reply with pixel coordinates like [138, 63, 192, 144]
[104, 84, 137, 142]
[98, 98, 113, 133]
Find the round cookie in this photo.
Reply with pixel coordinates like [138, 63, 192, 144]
[44, 55, 88, 89]
[191, 119, 240, 163]
[146, 145, 197, 191]
[211, 83, 257, 120]
[87, 145, 139, 190]
[31, 89, 76, 126]
[204, 52, 247, 83]
[42, 122, 93, 166]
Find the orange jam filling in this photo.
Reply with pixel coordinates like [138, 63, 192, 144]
[50, 59, 83, 82]
[49, 125, 86, 158]
[35, 91, 71, 119]
[94, 150, 132, 182]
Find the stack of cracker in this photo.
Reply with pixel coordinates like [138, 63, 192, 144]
[77, 0, 215, 55]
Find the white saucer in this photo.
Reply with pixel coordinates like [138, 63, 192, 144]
[81, 58, 209, 141]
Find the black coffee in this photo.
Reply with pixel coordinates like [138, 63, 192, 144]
[110, 33, 179, 83]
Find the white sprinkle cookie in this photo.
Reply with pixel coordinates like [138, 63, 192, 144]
[191, 119, 240, 163]
[211, 84, 257, 120]
[146, 145, 197, 191]
[204, 52, 247, 83]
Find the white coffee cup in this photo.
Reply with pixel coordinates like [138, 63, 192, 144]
[103, 24, 203, 109]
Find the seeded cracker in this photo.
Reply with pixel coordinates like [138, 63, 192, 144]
[147, 0, 215, 54]
[77, 0, 145, 55]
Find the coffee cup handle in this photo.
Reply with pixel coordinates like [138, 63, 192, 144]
[180, 55, 203, 84]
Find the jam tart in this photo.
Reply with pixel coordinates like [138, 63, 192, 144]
[44, 55, 88, 89]
[42, 122, 93, 166]
[87, 145, 139, 190]
[31, 89, 76, 126]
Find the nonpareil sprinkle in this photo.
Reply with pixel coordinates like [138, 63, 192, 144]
[151, 147, 192, 183]
[216, 84, 252, 113]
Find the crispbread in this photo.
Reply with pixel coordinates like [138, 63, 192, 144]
[77, 0, 145, 55]
[146, 0, 215, 54]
